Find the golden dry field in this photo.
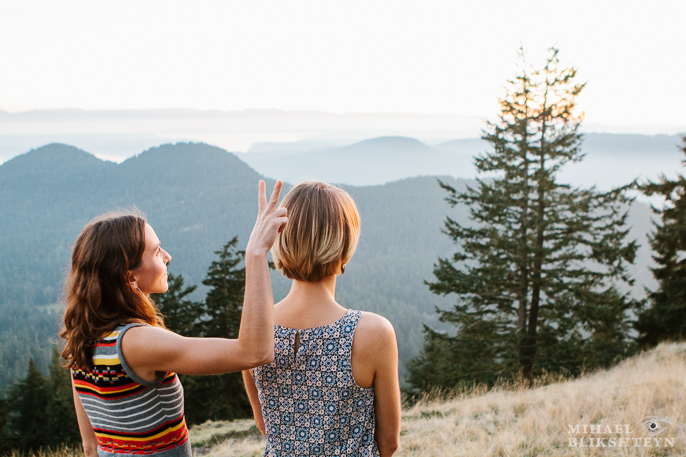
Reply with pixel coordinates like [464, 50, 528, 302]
[15, 342, 685, 457]
[195, 342, 686, 457]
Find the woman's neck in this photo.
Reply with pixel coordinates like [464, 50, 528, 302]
[274, 275, 347, 327]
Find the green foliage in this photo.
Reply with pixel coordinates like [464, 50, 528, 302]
[6, 359, 50, 450]
[0, 303, 62, 395]
[636, 137, 686, 346]
[155, 272, 201, 337]
[4, 348, 80, 453]
[155, 239, 251, 425]
[200, 237, 245, 339]
[408, 48, 639, 393]
[44, 347, 80, 447]
[0, 397, 15, 454]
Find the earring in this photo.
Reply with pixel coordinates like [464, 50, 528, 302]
[341, 264, 346, 274]
[131, 282, 144, 295]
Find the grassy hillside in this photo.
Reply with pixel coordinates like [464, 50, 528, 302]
[11, 343, 684, 456]
[194, 342, 685, 456]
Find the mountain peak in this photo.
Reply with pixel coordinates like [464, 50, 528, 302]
[0, 143, 111, 181]
[336, 136, 432, 155]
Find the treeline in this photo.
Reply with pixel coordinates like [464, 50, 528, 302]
[0, 348, 80, 454]
[0, 303, 62, 393]
[405, 48, 686, 396]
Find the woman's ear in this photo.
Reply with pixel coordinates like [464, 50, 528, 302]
[127, 271, 137, 289]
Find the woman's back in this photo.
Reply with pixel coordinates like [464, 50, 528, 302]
[252, 309, 379, 456]
[73, 323, 190, 456]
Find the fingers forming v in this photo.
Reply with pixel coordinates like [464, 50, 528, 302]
[268, 180, 283, 210]
[257, 180, 268, 212]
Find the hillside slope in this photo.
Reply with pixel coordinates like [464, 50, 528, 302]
[196, 342, 686, 456]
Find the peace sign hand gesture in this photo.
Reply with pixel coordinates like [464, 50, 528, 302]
[246, 180, 288, 256]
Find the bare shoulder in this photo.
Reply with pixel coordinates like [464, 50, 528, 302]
[354, 312, 396, 347]
[122, 324, 172, 341]
[121, 325, 181, 355]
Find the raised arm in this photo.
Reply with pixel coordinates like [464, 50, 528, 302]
[237, 179, 287, 364]
[122, 180, 287, 378]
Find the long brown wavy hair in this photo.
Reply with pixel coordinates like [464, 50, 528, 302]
[60, 212, 165, 369]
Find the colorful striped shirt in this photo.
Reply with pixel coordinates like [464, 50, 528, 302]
[72, 323, 190, 457]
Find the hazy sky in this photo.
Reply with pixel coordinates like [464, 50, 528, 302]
[1, 0, 685, 131]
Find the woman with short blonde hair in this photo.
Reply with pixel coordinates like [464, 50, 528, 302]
[272, 181, 360, 282]
[244, 181, 401, 457]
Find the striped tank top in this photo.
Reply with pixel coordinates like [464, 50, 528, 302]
[252, 309, 379, 456]
[72, 323, 190, 457]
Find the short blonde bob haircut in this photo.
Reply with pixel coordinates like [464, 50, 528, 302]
[272, 181, 361, 282]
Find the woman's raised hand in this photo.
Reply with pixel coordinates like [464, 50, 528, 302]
[246, 180, 288, 255]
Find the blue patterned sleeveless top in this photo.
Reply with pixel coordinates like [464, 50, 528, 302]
[252, 309, 379, 456]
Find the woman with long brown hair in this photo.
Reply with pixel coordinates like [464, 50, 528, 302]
[61, 180, 287, 457]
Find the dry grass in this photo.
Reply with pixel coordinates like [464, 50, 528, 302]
[204, 342, 686, 456]
[399, 342, 685, 456]
[189, 419, 264, 456]
[3, 445, 84, 457]
[15, 343, 685, 457]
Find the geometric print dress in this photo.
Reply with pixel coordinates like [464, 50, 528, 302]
[252, 309, 380, 456]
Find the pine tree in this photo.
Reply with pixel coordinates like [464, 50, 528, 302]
[7, 358, 49, 450]
[636, 137, 686, 346]
[200, 236, 246, 339]
[44, 345, 80, 447]
[154, 272, 201, 337]
[179, 237, 252, 424]
[0, 397, 17, 454]
[408, 48, 638, 391]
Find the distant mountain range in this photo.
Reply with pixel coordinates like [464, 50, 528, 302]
[0, 108, 484, 164]
[0, 141, 662, 391]
[237, 133, 685, 188]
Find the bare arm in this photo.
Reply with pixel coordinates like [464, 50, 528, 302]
[72, 374, 98, 457]
[243, 369, 266, 437]
[123, 180, 287, 378]
[353, 313, 401, 456]
[372, 323, 401, 457]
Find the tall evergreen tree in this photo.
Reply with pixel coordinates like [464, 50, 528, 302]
[408, 48, 638, 391]
[154, 272, 201, 337]
[175, 237, 252, 424]
[200, 236, 246, 339]
[7, 358, 49, 450]
[0, 397, 17, 454]
[45, 345, 80, 447]
[636, 137, 686, 346]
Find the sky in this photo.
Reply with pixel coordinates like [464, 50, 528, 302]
[1, 0, 685, 132]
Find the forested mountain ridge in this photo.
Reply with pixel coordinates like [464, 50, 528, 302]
[0, 142, 654, 393]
